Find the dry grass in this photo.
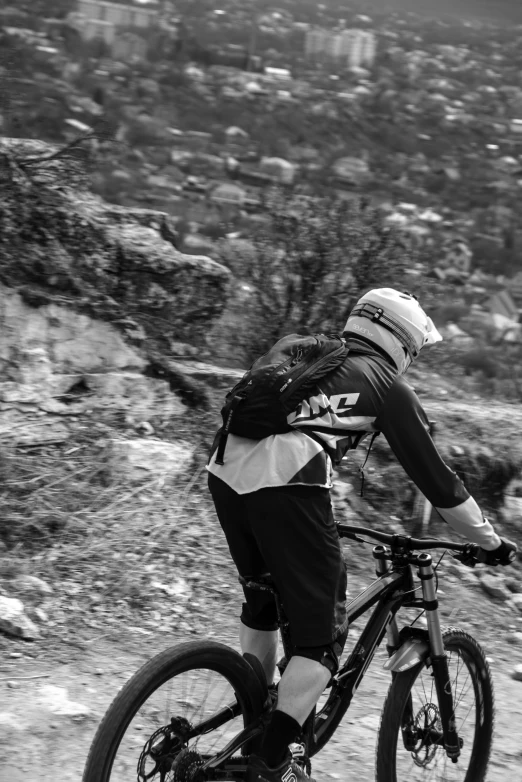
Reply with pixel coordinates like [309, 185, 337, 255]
[0, 431, 236, 616]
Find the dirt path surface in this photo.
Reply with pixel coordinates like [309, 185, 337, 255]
[1, 569, 522, 782]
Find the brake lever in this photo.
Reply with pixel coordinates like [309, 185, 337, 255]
[453, 543, 480, 568]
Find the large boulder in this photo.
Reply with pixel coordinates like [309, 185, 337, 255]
[0, 286, 186, 444]
[0, 286, 144, 377]
[0, 138, 231, 350]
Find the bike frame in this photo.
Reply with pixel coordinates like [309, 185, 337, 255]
[201, 527, 464, 775]
[309, 529, 460, 760]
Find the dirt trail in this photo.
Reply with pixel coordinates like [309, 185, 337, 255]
[1, 591, 521, 782]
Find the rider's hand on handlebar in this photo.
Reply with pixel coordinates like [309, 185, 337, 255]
[453, 537, 518, 568]
[453, 543, 480, 568]
[479, 537, 518, 567]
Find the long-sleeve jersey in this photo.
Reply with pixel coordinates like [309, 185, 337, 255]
[207, 340, 501, 550]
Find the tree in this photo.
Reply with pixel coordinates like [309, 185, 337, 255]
[217, 191, 411, 362]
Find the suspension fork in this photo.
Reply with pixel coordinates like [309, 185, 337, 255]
[373, 546, 401, 658]
[417, 552, 461, 760]
[374, 545, 416, 747]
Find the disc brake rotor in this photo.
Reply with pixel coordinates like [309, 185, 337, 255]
[411, 703, 441, 767]
[137, 717, 193, 781]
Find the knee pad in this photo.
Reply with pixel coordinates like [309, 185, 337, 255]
[294, 628, 349, 677]
[240, 599, 278, 633]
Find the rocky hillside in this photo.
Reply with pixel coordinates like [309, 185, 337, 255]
[0, 137, 234, 449]
[0, 138, 230, 351]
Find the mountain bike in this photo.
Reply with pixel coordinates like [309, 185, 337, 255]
[82, 524, 494, 782]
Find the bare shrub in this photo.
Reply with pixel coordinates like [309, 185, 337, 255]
[214, 192, 411, 363]
[431, 301, 469, 326]
[457, 346, 500, 379]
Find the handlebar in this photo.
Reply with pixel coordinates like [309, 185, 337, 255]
[337, 523, 471, 554]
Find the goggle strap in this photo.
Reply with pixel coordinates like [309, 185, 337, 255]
[350, 302, 419, 358]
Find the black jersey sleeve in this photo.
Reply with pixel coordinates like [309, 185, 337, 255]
[374, 378, 469, 509]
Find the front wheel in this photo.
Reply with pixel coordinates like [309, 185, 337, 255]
[376, 628, 494, 782]
[82, 640, 266, 782]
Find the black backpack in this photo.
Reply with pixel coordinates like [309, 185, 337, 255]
[214, 333, 350, 465]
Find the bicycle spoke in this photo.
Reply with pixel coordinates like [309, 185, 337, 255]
[105, 669, 244, 781]
[392, 644, 479, 781]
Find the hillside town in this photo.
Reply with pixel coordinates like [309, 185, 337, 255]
[2, 0, 522, 344]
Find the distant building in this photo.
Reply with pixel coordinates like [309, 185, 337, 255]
[305, 28, 331, 57]
[344, 30, 377, 68]
[70, 0, 158, 54]
[210, 183, 247, 207]
[112, 31, 148, 60]
[332, 156, 370, 185]
[76, 0, 157, 28]
[305, 28, 376, 69]
[225, 126, 249, 141]
[170, 130, 212, 153]
[260, 157, 296, 185]
[263, 66, 292, 81]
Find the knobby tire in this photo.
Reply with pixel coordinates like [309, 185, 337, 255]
[376, 628, 494, 782]
[82, 640, 263, 782]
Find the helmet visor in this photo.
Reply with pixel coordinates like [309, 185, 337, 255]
[423, 317, 443, 347]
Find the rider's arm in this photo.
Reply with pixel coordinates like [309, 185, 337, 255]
[374, 378, 501, 551]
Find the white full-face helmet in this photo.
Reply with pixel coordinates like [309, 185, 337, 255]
[343, 288, 442, 373]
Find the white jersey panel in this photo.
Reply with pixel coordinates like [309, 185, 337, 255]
[207, 430, 332, 495]
[435, 497, 501, 550]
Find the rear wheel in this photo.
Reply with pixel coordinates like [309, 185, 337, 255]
[376, 628, 494, 782]
[82, 641, 266, 782]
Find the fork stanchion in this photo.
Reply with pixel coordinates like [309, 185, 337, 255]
[417, 551, 461, 759]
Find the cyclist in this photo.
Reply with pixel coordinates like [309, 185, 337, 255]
[207, 288, 517, 782]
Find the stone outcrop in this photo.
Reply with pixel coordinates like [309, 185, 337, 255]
[0, 138, 231, 351]
[0, 137, 233, 444]
[0, 284, 185, 445]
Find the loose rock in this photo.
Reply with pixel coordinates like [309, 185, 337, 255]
[11, 575, 53, 597]
[332, 482, 354, 501]
[506, 632, 522, 645]
[511, 664, 522, 682]
[511, 594, 522, 613]
[135, 421, 154, 435]
[0, 596, 40, 640]
[506, 577, 522, 594]
[480, 574, 512, 602]
[35, 685, 90, 718]
[29, 607, 49, 624]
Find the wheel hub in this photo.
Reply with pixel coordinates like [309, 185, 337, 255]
[410, 703, 442, 766]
